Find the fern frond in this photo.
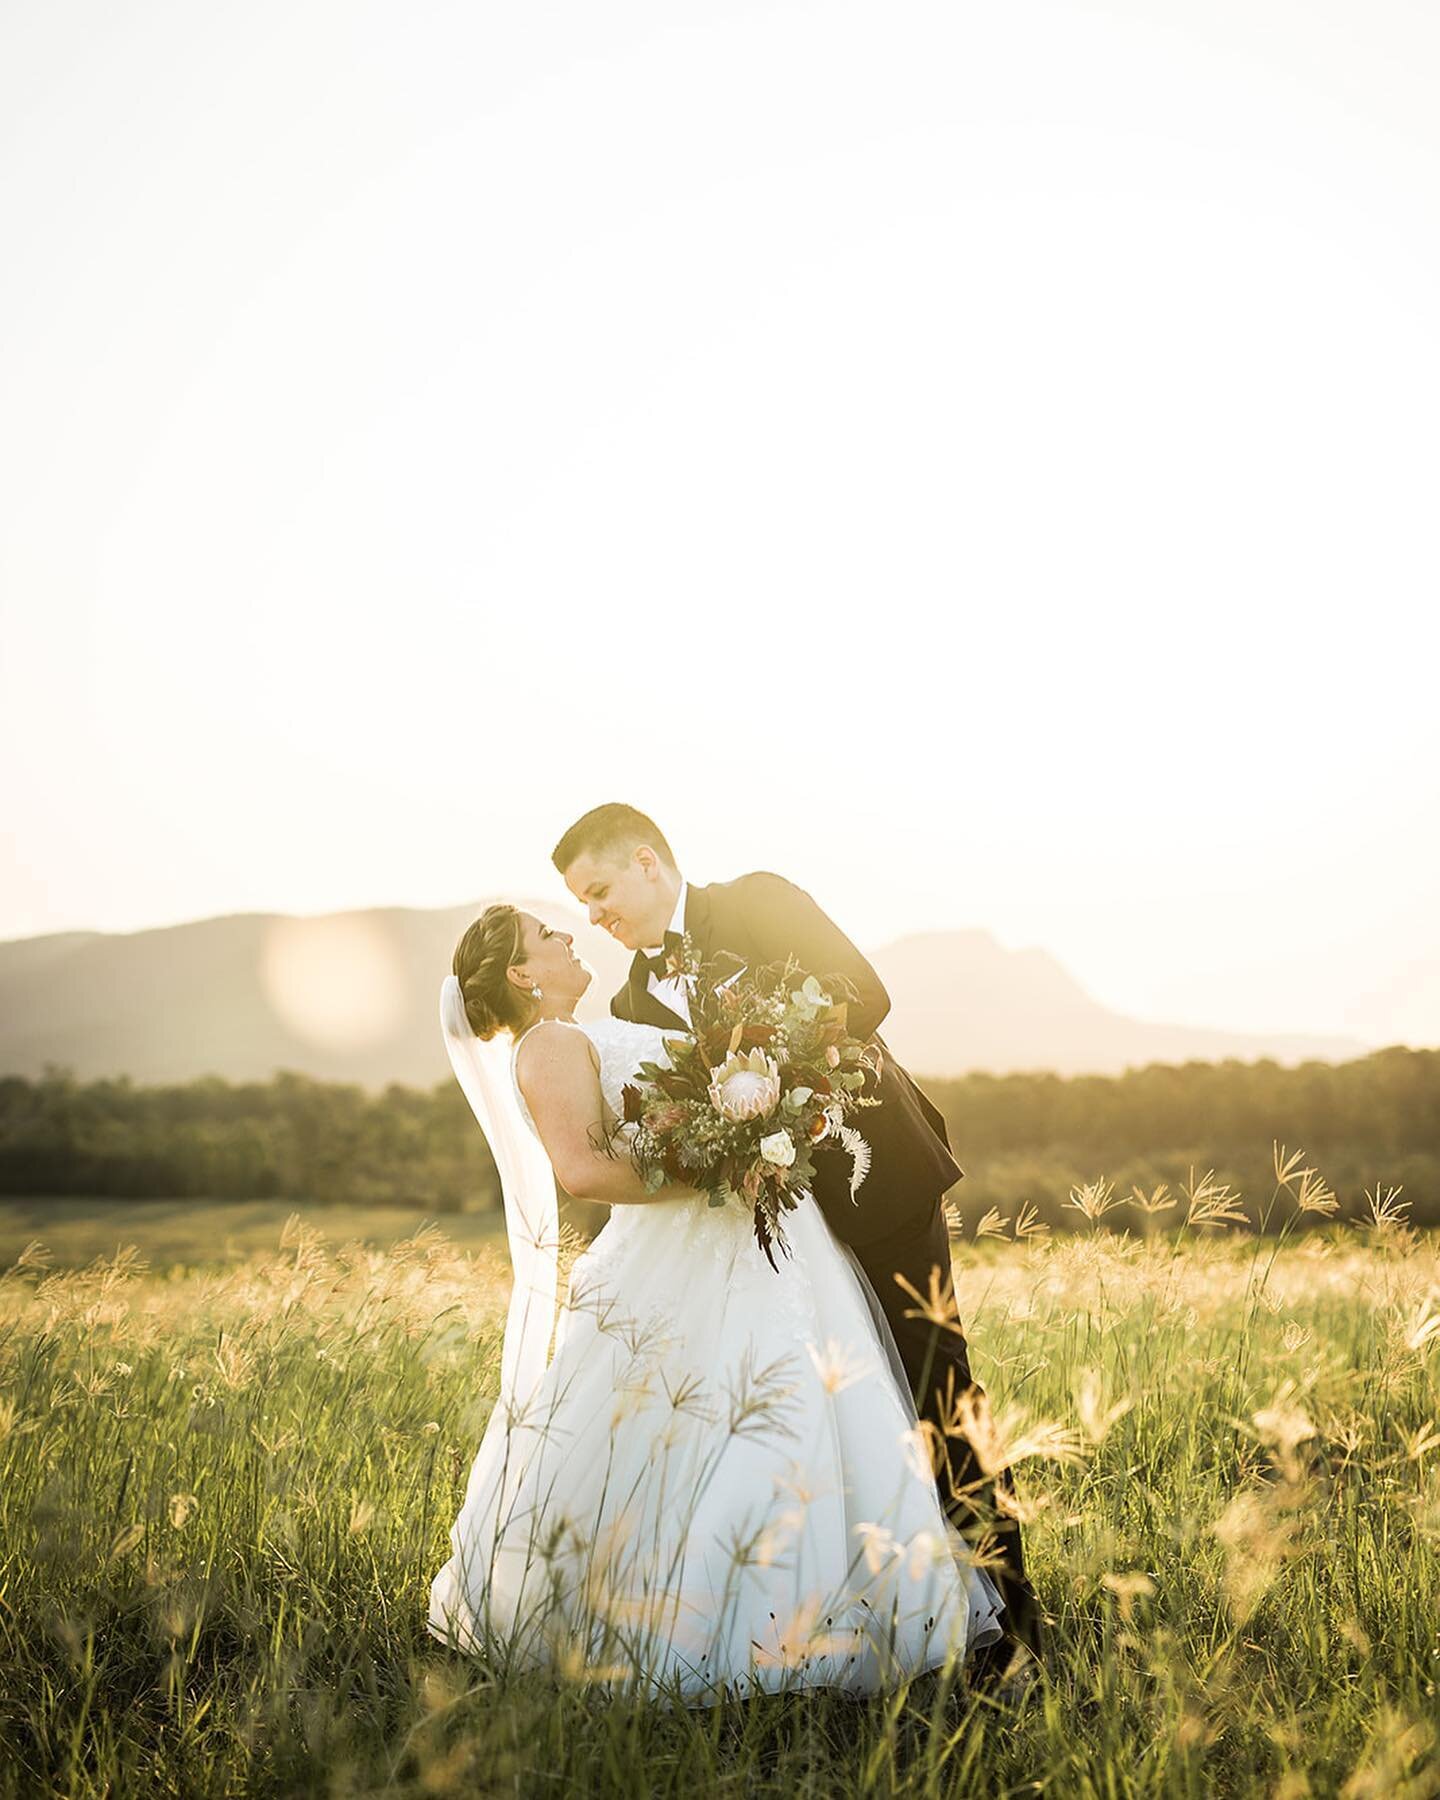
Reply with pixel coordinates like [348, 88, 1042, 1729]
[836, 1126, 872, 1200]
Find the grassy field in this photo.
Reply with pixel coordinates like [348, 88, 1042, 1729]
[1, 1179, 1437, 1797]
[0, 1197, 506, 1272]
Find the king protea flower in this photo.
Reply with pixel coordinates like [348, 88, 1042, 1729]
[708, 1047, 782, 1122]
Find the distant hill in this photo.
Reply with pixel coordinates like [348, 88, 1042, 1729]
[869, 931, 1368, 1076]
[0, 904, 1371, 1086]
[0, 902, 633, 1089]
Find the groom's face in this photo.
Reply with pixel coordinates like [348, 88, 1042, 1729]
[562, 846, 674, 952]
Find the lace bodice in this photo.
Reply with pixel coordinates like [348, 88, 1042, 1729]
[509, 1016, 677, 1140]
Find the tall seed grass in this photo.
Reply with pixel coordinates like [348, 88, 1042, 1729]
[1, 1162, 1437, 1798]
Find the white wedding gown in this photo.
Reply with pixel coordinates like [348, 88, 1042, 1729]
[427, 1017, 1004, 1700]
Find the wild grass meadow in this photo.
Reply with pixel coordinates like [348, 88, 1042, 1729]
[1, 1162, 1437, 1797]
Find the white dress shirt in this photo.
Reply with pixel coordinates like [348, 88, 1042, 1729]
[641, 880, 690, 1025]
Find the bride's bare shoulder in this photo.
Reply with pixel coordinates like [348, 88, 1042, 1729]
[513, 1020, 601, 1093]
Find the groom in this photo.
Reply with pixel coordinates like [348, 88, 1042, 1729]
[553, 802, 1041, 1683]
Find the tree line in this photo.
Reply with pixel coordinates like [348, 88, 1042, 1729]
[923, 1046, 1439, 1231]
[0, 1070, 499, 1212]
[0, 1046, 1435, 1231]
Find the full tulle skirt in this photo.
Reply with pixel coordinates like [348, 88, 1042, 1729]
[427, 1189, 1004, 1701]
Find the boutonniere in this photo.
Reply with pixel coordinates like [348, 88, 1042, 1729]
[664, 933, 696, 982]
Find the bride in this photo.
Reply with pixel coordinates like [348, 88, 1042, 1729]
[426, 903, 1005, 1700]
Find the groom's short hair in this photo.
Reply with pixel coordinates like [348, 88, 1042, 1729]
[552, 803, 677, 874]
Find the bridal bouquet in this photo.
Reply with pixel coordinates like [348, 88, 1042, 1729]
[620, 941, 879, 1267]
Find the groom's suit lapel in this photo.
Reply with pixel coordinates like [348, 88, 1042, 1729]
[684, 882, 713, 960]
[616, 954, 690, 1033]
[685, 883, 748, 992]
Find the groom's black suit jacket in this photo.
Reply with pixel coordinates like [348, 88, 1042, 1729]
[609, 872, 962, 1248]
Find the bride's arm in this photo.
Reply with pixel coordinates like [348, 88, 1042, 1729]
[515, 1024, 690, 1206]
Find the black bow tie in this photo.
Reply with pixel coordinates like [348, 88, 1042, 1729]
[637, 930, 684, 982]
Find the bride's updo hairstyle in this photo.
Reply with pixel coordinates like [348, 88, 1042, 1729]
[452, 904, 532, 1041]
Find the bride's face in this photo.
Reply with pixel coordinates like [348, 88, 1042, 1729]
[512, 914, 591, 1006]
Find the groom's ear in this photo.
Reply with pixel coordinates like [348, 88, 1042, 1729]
[634, 845, 663, 880]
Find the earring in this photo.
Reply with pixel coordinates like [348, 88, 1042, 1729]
[531, 985, 543, 1000]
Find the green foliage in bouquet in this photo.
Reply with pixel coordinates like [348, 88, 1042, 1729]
[619, 941, 880, 1269]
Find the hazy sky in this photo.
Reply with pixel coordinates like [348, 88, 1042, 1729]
[3, 0, 1437, 1046]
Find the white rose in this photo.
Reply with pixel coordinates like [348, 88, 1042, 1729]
[760, 1130, 797, 1168]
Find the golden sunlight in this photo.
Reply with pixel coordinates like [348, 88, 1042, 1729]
[259, 914, 406, 1050]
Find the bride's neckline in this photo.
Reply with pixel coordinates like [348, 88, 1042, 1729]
[512, 1015, 582, 1055]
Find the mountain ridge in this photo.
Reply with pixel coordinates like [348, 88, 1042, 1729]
[0, 905, 1370, 1087]
[867, 928, 1367, 1076]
